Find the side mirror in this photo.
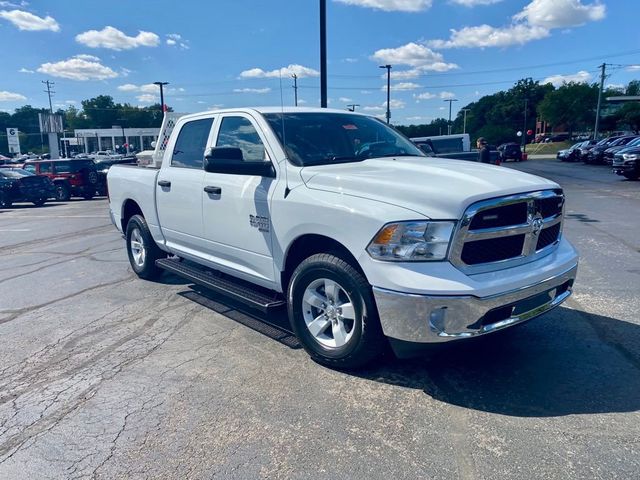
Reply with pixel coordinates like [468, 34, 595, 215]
[204, 147, 275, 177]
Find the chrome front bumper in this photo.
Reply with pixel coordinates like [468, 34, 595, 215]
[373, 264, 577, 343]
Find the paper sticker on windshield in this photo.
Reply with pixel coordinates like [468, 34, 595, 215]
[342, 124, 358, 130]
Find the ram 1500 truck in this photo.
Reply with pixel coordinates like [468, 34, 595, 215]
[107, 107, 579, 368]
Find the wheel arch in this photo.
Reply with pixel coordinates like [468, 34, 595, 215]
[281, 234, 367, 293]
[121, 198, 144, 233]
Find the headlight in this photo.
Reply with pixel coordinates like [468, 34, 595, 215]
[367, 221, 455, 262]
[623, 153, 638, 161]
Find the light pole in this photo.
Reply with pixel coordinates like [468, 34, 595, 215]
[379, 64, 392, 124]
[461, 108, 471, 134]
[153, 81, 169, 112]
[444, 98, 458, 135]
[292, 73, 298, 106]
[320, 0, 327, 108]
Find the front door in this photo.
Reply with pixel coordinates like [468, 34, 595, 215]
[156, 116, 214, 253]
[201, 114, 278, 286]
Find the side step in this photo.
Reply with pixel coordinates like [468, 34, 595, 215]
[156, 258, 286, 313]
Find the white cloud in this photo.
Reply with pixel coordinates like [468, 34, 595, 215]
[339, 97, 353, 102]
[626, 65, 640, 72]
[239, 64, 319, 79]
[166, 33, 189, 49]
[414, 92, 436, 100]
[360, 90, 373, 94]
[0, 1, 30, 7]
[428, 24, 549, 49]
[0, 9, 59, 31]
[233, 87, 271, 94]
[450, 0, 502, 5]
[405, 115, 430, 121]
[37, 55, 118, 81]
[117, 83, 158, 94]
[343, 57, 359, 63]
[372, 42, 457, 69]
[542, 70, 592, 87]
[514, 0, 606, 29]
[334, 0, 432, 11]
[440, 91, 456, 99]
[18, 67, 34, 73]
[385, 99, 406, 109]
[297, 99, 308, 104]
[389, 82, 421, 91]
[73, 54, 101, 62]
[65, 100, 77, 104]
[0, 90, 26, 101]
[136, 94, 157, 103]
[76, 26, 159, 50]
[606, 84, 625, 92]
[363, 105, 385, 111]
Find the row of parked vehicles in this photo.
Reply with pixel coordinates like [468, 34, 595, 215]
[557, 134, 640, 180]
[0, 156, 136, 208]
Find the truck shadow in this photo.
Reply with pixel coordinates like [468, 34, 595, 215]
[356, 307, 640, 417]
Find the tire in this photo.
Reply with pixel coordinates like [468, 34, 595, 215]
[83, 191, 94, 200]
[0, 191, 11, 209]
[54, 183, 71, 201]
[125, 214, 164, 280]
[287, 253, 386, 369]
[81, 168, 99, 186]
[32, 198, 47, 207]
[623, 173, 639, 180]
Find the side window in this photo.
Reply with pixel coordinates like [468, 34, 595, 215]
[171, 118, 214, 169]
[216, 116, 267, 162]
[39, 163, 52, 174]
[23, 164, 36, 174]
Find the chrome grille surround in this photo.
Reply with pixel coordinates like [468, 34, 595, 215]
[450, 190, 564, 274]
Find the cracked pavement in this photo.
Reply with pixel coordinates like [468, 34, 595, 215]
[0, 161, 639, 479]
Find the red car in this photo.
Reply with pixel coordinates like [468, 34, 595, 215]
[22, 159, 101, 201]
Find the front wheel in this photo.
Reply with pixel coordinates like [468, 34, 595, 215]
[0, 192, 11, 209]
[125, 214, 164, 280]
[623, 172, 639, 180]
[32, 198, 47, 207]
[288, 253, 386, 369]
[54, 183, 71, 201]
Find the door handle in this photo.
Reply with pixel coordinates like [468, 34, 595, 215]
[204, 186, 222, 195]
[157, 180, 171, 188]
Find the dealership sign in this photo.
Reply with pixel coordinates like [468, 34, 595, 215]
[6, 128, 21, 154]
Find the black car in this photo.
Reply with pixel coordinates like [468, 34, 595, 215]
[0, 168, 55, 208]
[497, 143, 523, 162]
[603, 136, 640, 165]
[557, 141, 588, 162]
[612, 146, 640, 180]
[586, 135, 637, 164]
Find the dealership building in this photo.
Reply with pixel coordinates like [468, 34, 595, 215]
[67, 127, 160, 153]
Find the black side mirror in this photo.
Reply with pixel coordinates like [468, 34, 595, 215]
[204, 147, 275, 177]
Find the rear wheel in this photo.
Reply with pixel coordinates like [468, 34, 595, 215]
[54, 183, 71, 201]
[623, 172, 639, 180]
[288, 253, 386, 369]
[32, 198, 47, 207]
[126, 214, 164, 280]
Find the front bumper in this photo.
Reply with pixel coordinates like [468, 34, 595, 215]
[374, 263, 577, 343]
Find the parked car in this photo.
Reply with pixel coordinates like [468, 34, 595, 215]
[497, 143, 523, 162]
[573, 139, 598, 161]
[556, 142, 582, 162]
[612, 146, 640, 180]
[22, 159, 101, 201]
[93, 157, 138, 195]
[107, 107, 578, 369]
[585, 136, 627, 164]
[603, 136, 640, 165]
[0, 168, 55, 208]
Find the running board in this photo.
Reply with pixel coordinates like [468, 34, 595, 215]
[156, 258, 286, 313]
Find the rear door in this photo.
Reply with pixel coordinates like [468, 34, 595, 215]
[156, 116, 215, 253]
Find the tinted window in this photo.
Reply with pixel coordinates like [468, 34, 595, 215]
[216, 116, 266, 162]
[23, 164, 36, 174]
[39, 163, 52, 173]
[0, 169, 32, 178]
[172, 118, 214, 169]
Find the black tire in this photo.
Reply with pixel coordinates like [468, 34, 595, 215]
[287, 253, 386, 369]
[32, 198, 47, 207]
[623, 173, 639, 180]
[0, 191, 11, 209]
[83, 191, 94, 200]
[81, 168, 99, 186]
[125, 214, 164, 280]
[54, 183, 71, 201]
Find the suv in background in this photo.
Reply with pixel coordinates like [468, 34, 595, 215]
[497, 143, 523, 162]
[23, 159, 101, 201]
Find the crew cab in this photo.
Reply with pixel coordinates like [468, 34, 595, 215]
[107, 108, 579, 368]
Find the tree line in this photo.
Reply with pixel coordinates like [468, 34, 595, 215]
[397, 78, 640, 146]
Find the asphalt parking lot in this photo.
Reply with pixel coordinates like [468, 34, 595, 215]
[0, 159, 639, 479]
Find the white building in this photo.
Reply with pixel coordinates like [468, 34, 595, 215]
[71, 127, 160, 153]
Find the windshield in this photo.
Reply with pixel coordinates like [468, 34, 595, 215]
[0, 168, 33, 178]
[263, 112, 424, 166]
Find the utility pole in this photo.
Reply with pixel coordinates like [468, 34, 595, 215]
[523, 98, 528, 153]
[379, 64, 392, 124]
[461, 108, 470, 134]
[42, 80, 55, 114]
[444, 98, 458, 135]
[153, 81, 169, 112]
[347, 104, 360, 112]
[320, 0, 327, 108]
[594, 63, 606, 140]
[292, 74, 298, 106]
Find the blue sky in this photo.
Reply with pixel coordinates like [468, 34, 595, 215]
[0, 0, 638, 125]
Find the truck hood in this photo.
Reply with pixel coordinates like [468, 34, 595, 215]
[300, 157, 558, 219]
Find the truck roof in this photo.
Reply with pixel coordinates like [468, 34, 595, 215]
[179, 106, 370, 121]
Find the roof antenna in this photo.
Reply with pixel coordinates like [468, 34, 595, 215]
[279, 70, 291, 198]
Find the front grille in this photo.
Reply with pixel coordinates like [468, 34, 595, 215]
[536, 223, 561, 250]
[461, 234, 525, 265]
[450, 190, 564, 273]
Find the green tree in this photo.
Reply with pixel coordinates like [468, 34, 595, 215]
[537, 82, 598, 136]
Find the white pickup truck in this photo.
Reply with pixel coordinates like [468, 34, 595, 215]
[107, 107, 578, 368]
